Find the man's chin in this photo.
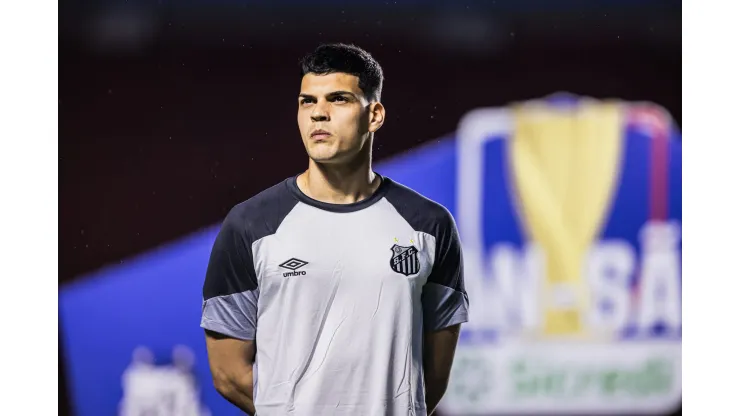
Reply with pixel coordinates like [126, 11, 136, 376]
[308, 151, 344, 164]
[309, 156, 343, 165]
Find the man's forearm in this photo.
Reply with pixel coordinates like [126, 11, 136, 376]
[424, 380, 448, 415]
[204, 330, 258, 414]
[218, 379, 256, 415]
[423, 324, 461, 415]
[213, 367, 256, 415]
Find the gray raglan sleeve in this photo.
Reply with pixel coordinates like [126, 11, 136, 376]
[422, 211, 469, 331]
[200, 209, 259, 340]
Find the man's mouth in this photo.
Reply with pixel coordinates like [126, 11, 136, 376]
[311, 129, 331, 139]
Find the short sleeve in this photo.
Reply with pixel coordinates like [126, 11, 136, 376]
[421, 211, 469, 331]
[201, 210, 259, 340]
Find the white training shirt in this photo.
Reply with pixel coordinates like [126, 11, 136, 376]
[201, 174, 469, 416]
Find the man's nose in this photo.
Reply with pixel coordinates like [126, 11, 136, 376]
[311, 103, 330, 122]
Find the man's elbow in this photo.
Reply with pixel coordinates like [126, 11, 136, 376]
[426, 373, 452, 404]
[211, 368, 249, 399]
[427, 375, 451, 395]
[212, 369, 235, 397]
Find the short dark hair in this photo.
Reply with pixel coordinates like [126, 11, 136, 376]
[300, 43, 384, 102]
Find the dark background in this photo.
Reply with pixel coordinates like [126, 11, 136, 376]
[59, 1, 680, 414]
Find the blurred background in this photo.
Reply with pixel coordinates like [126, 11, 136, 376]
[59, 0, 681, 415]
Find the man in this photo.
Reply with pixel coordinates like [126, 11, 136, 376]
[201, 43, 468, 416]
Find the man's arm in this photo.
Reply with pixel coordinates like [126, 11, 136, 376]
[423, 324, 461, 415]
[205, 330, 257, 415]
[201, 208, 261, 414]
[420, 209, 468, 415]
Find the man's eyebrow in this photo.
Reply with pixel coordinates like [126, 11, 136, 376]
[298, 91, 357, 99]
[326, 90, 356, 97]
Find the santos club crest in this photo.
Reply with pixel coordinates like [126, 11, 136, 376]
[390, 244, 420, 276]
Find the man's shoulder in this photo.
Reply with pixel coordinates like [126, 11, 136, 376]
[232, 178, 295, 214]
[383, 177, 455, 230]
[222, 178, 299, 239]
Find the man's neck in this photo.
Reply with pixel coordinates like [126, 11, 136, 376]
[298, 159, 380, 205]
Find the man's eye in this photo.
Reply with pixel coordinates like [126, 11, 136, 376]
[300, 99, 314, 105]
[331, 96, 347, 103]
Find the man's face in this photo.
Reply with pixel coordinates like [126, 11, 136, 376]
[297, 72, 377, 164]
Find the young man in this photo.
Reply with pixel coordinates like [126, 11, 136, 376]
[201, 43, 468, 416]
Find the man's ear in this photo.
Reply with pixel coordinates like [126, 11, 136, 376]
[368, 101, 386, 133]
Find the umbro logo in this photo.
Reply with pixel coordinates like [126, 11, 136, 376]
[279, 258, 308, 277]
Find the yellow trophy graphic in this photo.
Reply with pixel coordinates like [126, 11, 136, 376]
[509, 100, 623, 338]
